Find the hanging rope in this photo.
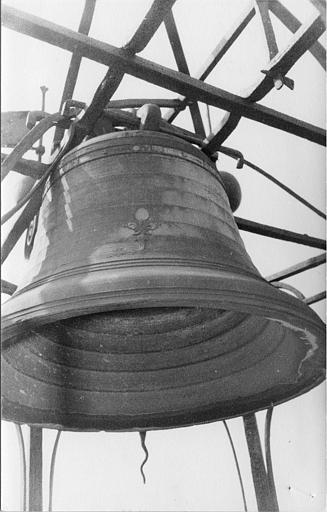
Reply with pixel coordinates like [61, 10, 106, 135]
[223, 420, 248, 512]
[15, 424, 27, 511]
[48, 430, 62, 512]
[264, 407, 279, 511]
[139, 431, 149, 484]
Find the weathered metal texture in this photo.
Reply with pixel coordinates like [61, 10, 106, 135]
[2, 5, 325, 146]
[1, 132, 325, 431]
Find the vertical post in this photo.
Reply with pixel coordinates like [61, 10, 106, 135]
[28, 427, 43, 511]
[243, 413, 274, 511]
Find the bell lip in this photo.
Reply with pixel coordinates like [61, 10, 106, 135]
[1, 264, 325, 344]
[1, 372, 325, 432]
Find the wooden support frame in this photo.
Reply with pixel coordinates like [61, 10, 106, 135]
[2, 5, 325, 146]
[204, 10, 326, 151]
[53, 0, 97, 148]
[235, 217, 326, 249]
[164, 11, 206, 136]
[164, 2, 256, 122]
[305, 290, 326, 305]
[269, 0, 326, 69]
[266, 253, 326, 282]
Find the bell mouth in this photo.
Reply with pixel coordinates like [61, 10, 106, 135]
[2, 267, 325, 432]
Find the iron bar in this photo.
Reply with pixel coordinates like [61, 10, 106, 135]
[235, 217, 326, 249]
[2, 5, 325, 146]
[256, 0, 279, 61]
[1, 153, 47, 180]
[243, 413, 274, 511]
[204, 11, 326, 151]
[123, 0, 177, 54]
[1, 187, 43, 265]
[242, 159, 326, 219]
[305, 290, 326, 305]
[269, 0, 326, 70]
[264, 408, 279, 511]
[48, 431, 62, 512]
[15, 424, 27, 512]
[164, 3, 256, 122]
[266, 253, 326, 282]
[1, 279, 17, 295]
[28, 427, 43, 512]
[53, 0, 97, 148]
[223, 421, 248, 511]
[71, 0, 177, 147]
[106, 98, 183, 109]
[164, 11, 206, 136]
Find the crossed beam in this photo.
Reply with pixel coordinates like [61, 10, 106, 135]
[2, 4, 326, 146]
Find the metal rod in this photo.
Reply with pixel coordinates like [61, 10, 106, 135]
[1, 153, 47, 179]
[164, 10, 206, 137]
[28, 427, 43, 512]
[204, 11, 326, 151]
[266, 253, 326, 282]
[304, 290, 326, 305]
[235, 217, 326, 249]
[223, 420, 248, 511]
[242, 159, 326, 219]
[48, 431, 62, 512]
[3, 6, 325, 146]
[15, 424, 27, 511]
[264, 408, 279, 511]
[243, 413, 273, 512]
[53, 0, 97, 148]
[164, 3, 256, 122]
[106, 98, 183, 109]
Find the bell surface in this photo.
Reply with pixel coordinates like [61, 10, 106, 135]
[2, 131, 325, 431]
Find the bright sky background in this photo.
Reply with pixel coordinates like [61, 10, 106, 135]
[1, 1, 326, 511]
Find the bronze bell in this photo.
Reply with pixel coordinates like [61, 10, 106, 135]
[2, 130, 325, 431]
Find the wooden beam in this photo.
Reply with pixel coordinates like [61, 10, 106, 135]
[204, 11, 326, 151]
[2, 5, 325, 146]
[305, 290, 326, 305]
[164, 11, 206, 136]
[266, 253, 326, 282]
[269, 0, 326, 70]
[1, 153, 46, 179]
[235, 217, 326, 249]
[123, 0, 177, 54]
[1, 278, 17, 295]
[53, 0, 97, 148]
[164, 2, 256, 122]
[71, 0, 177, 147]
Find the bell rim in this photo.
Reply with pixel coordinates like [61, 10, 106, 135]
[2, 264, 325, 342]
